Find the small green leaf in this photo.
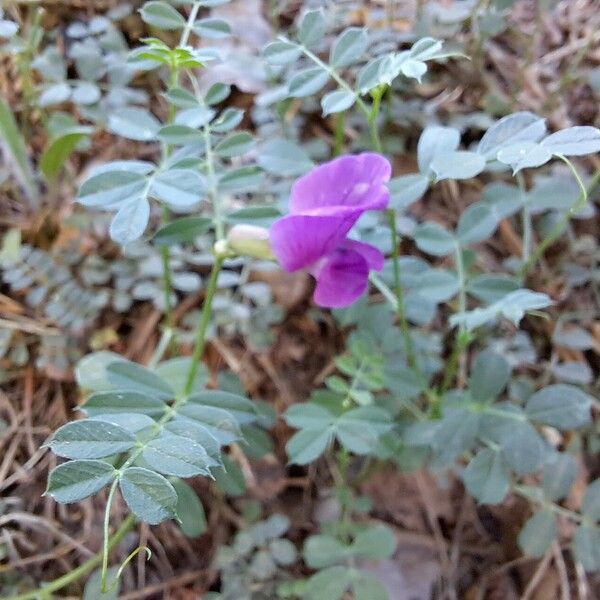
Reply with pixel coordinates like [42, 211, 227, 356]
[388, 173, 429, 209]
[288, 67, 329, 98]
[77, 171, 147, 209]
[542, 453, 577, 502]
[218, 166, 264, 192]
[352, 524, 397, 559]
[153, 216, 213, 246]
[214, 131, 254, 157]
[171, 478, 207, 538]
[213, 454, 246, 496]
[573, 526, 600, 571]
[140, 1, 185, 30]
[469, 350, 510, 400]
[119, 467, 178, 524]
[304, 534, 348, 568]
[142, 433, 212, 477]
[304, 566, 352, 600]
[462, 448, 510, 504]
[107, 361, 174, 400]
[413, 222, 455, 256]
[525, 384, 592, 429]
[321, 90, 356, 116]
[263, 40, 301, 65]
[108, 107, 160, 141]
[518, 510, 556, 558]
[456, 202, 498, 244]
[40, 129, 91, 180]
[150, 169, 205, 208]
[178, 404, 241, 444]
[48, 420, 136, 459]
[431, 151, 486, 181]
[109, 197, 150, 245]
[46, 460, 117, 503]
[330, 27, 368, 68]
[298, 9, 326, 47]
[188, 390, 257, 425]
[581, 479, 600, 521]
[80, 390, 167, 417]
[193, 17, 231, 39]
[257, 139, 313, 176]
[540, 126, 600, 157]
[286, 428, 332, 465]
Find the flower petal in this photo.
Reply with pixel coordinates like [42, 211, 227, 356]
[290, 153, 391, 215]
[312, 246, 370, 308]
[341, 239, 384, 271]
[270, 212, 359, 272]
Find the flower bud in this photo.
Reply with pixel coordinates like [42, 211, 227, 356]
[226, 224, 275, 261]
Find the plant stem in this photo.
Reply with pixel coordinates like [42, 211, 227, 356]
[4, 515, 136, 600]
[519, 162, 600, 278]
[333, 111, 345, 156]
[367, 87, 384, 153]
[516, 172, 531, 265]
[387, 209, 415, 367]
[100, 479, 120, 591]
[184, 254, 224, 395]
[440, 242, 470, 395]
[179, 0, 202, 47]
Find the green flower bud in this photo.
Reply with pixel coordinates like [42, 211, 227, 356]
[226, 224, 275, 261]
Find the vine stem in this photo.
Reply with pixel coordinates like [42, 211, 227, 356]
[100, 479, 120, 591]
[519, 161, 600, 278]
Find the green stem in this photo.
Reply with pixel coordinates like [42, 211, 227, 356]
[367, 87, 384, 153]
[387, 209, 415, 367]
[4, 515, 136, 600]
[184, 254, 224, 395]
[516, 173, 531, 265]
[100, 479, 119, 591]
[439, 242, 469, 395]
[179, 0, 202, 47]
[333, 111, 345, 156]
[519, 162, 600, 278]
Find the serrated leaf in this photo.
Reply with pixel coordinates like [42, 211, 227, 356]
[48, 420, 136, 459]
[525, 384, 592, 429]
[46, 460, 117, 503]
[321, 89, 356, 116]
[518, 510, 556, 557]
[330, 28, 368, 67]
[119, 467, 177, 524]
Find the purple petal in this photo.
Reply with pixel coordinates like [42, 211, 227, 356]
[270, 212, 360, 272]
[340, 239, 384, 271]
[290, 153, 391, 215]
[311, 246, 370, 308]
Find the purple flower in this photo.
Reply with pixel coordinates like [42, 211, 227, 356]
[270, 153, 391, 308]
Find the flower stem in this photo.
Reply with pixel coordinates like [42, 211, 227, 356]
[333, 111, 345, 156]
[519, 162, 600, 278]
[516, 172, 531, 265]
[367, 87, 384, 153]
[100, 479, 120, 591]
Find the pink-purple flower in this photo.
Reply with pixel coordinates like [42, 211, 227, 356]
[270, 153, 391, 308]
